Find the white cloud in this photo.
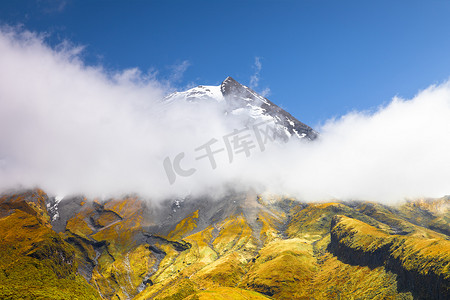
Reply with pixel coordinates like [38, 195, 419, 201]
[0, 27, 223, 199]
[250, 86, 450, 203]
[0, 27, 449, 204]
[169, 60, 191, 83]
[250, 57, 270, 97]
[250, 57, 262, 89]
[260, 87, 271, 98]
[39, 0, 69, 14]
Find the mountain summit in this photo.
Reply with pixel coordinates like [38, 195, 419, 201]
[165, 77, 318, 141]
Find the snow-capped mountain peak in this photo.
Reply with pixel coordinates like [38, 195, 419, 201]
[164, 77, 318, 140]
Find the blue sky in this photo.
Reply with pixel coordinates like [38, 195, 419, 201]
[1, 0, 450, 127]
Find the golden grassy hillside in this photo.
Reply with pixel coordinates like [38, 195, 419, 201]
[0, 191, 100, 300]
[0, 190, 448, 299]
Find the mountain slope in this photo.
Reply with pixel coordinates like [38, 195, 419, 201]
[1, 189, 449, 299]
[0, 190, 100, 300]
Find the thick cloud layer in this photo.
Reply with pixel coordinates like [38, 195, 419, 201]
[254, 89, 450, 203]
[0, 28, 449, 203]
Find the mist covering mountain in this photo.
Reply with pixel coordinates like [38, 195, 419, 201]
[1, 28, 450, 202]
[0, 78, 449, 300]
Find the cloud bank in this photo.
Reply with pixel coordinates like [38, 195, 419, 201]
[256, 90, 450, 203]
[0, 27, 449, 203]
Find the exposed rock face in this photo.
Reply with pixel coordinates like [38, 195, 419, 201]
[1, 189, 449, 299]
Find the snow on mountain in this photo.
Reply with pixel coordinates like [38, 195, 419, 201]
[164, 76, 318, 141]
[46, 195, 64, 221]
[165, 85, 224, 103]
